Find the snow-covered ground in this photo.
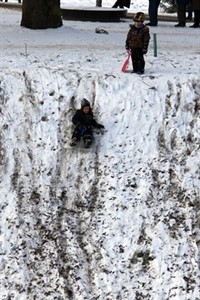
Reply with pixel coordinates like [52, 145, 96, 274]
[0, 3, 200, 300]
[60, 0, 148, 12]
[3, 0, 149, 12]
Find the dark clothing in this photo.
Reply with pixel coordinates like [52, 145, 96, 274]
[72, 125, 93, 143]
[175, 0, 190, 24]
[191, 0, 200, 26]
[126, 24, 150, 49]
[126, 24, 150, 73]
[192, 0, 200, 10]
[187, 0, 193, 19]
[112, 0, 130, 8]
[176, 0, 189, 3]
[176, 3, 188, 23]
[72, 109, 100, 128]
[148, 0, 161, 25]
[191, 9, 200, 26]
[131, 48, 145, 73]
[71, 108, 102, 143]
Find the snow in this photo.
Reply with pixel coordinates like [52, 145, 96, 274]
[0, 1, 200, 300]
[60, 0, 148, 12]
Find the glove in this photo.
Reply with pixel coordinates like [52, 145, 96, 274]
[143, 48, 148, 55]
[97, 124, 104, 129]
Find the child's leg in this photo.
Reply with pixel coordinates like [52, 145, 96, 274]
[72, 128, 81, 141]
[83, 127, 93, 147]
[137, 48, 145, 73]
[131, 49, 138, 72]
[131, 48, 145, 73]
[137, 59, 145, 74]
[70, 127, 81, 146]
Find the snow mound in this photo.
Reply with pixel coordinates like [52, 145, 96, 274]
[0, 58, 199, 299]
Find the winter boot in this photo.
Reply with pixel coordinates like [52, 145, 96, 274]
[174, 22, 185, 27]
[137, 61, 145, 74]
[84, 138, 92, 148]
[132, 60, 138, 73]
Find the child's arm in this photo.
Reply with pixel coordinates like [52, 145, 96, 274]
[72, 110, 81, 126]
[92, 118, 104, 129]
[143, 27, 150, 52]
[125, 29, 131, 50]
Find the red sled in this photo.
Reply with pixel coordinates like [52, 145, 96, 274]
[121, 51, 131, 73]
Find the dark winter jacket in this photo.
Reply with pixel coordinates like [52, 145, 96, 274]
[72, 109, 101, 129]
[192, 0, 200, 10]
[126, 24, 150, 50]
[176, 0, 189, 4]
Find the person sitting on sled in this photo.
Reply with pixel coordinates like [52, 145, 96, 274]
[70, 99, 104, 148]
[125, 12, 150, 74]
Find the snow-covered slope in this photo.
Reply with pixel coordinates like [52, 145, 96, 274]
[0, 7, 200, 300]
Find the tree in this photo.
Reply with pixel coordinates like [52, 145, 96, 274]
[96, 0, 102, 6]
[21, 0, 63, 29]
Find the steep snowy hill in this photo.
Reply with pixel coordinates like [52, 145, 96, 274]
[0, 7, 200, 300]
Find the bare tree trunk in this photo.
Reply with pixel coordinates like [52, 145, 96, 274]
[96, 0, 102, 7]
[21, 0, 62, 29]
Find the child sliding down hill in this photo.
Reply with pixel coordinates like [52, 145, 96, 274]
[70, 99, 104, 148]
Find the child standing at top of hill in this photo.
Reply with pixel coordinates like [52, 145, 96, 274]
[70, 99, 104, 148]
[125, 12, 150, 74]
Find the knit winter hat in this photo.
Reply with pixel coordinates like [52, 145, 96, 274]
[81, 98, 90, 108]
[133, 12, 145, 23]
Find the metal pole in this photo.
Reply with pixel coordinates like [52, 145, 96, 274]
[153, 33, 157, 57]
[96, 0, 102, 7]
